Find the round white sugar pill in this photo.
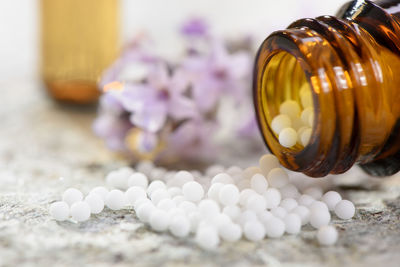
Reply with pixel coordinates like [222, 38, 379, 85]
[168, 208, 186, 218]
[279, 128, 297, 148]
[298, 194, 315, 207]
[107, 167, 133, 189]
[211, 173, 234, 184]
[188, 211, 202, 233]
[208, 183, 224, 202]
[219, 223, 242, 242]
[128, 172, 148, 189]
[134, 198, 151, 210]
[334, 200, 355, 220]
[178, 201, 197, 215]
[105, 189, 126, 210]
[259, 154, 280, 176]
[246, 194, 267, 213]
[300, 128, 312, 146]
[147, 180, 166, 195]
[62, 188, 83, 206]
[271, 114, 292, 134]
[125, 186, 147, 206]
[322, 191, 342, 211]
[317, 225, 338, 246]
[242, 166, 262, 179]
[301, 107, 313, 125]
[49, 201, 69, 221]
[172, 195, 185, 205]
[237, 179, 251, 191]
[244, 220, 265, 241]
[297, 127, 308, 143]
[237, 210, 257, 226]
[280, 184, 300, 199]
[136, 202, 155, 222]
[198, 199, 220, 218]
[280, 198, 298, 212]
[89, 186, 108, 201]
[267, 168, 289, 189]
[196, 226, 220, 250]
[280, 100, 301, 118]
[70, 201, 91, 222]
[222, 205, 241, 221]
[169, 215, 190, 237]
[84, 193, 104, 214]
[239, 189, 257, 206]
[258, 210, 273, 226]
[170, 171, 194, 187]
[251, 174, 269, 194]
[284, 213, 301, 234]
[310, 201, 329, 212]
[150, 189, 170, 205]
[303, 187, 323, 200]
[264, 216, 285, 238]
[292, 205, 310, 225]
[149, 209, 170, 232]
[182, 181, 204, 202]
[219, 184, 240, 206]
[263, 188, 282, 209]
[157, 198, 176, 211]
[167, 187, 182, 198]
[309, 208, 331, 229]
[226, 166, 242, 176]
[271, 207, 287, 219]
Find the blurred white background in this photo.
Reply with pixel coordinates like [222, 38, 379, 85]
[0, 0, 347, 84]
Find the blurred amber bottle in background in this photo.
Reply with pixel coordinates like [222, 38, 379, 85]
[41, 0, 119, 104]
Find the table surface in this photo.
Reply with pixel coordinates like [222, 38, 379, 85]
[1, 81, 399, 267]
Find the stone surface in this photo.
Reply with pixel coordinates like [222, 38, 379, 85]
[0, 82, 400, 267]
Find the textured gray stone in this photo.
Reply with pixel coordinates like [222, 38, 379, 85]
[0, 82, 399, 267]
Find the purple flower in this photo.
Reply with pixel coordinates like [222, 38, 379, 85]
[121, 63, 197, 132]
[181, 17, 209, 37]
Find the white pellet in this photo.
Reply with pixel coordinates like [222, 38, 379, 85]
[134, 198, 151, 210]
[222, 205, 241, 221]
[182, 181, 204, 202]
[284, 213, 302, 234]
[236, 179, 251, 190]
[334, 200, 355, 220]
[62, 188, 83, 206]
[169, 215, 190, 237]
[219, 223, 242, 242]
[309, 208, 331, 229]
[172, 195, 185, 205]
[257, 210, 273, 227]
[136, 202, 155, 222]
[250, 174, 269, 194]
[280, 198, 298, 212]
[211, 173, 234, 184]
[267, 168, 289, 189]
[264, 216, 285, 238]
[226, 166, 242, 176]
[178, 201, 197, 215]
[206, 165, 225, 177]
[280, 100, 301, 118]
[198, 199, 220, 218]
[322, 191, 342, 211]
[280, 184, 301, 199]
[300, 89, 313, 108]
[188, 211, 202, 233]
[195, 226, 219, 250]
[128, 172, 148, 189]
[310, 201, 329, 212]
[70, 201, 91, 222]
[259, 154, 280, 176]
[271, 114, 292, 134]
[237, 210, 257, 226]
[157, 198, 176, 211]
[149, 209, 170, 232]
[125, 186, 147, 206]
[300, 128, 312, 146]
[317, 225, 338, 246]
[49, 201, 69, 221]
[105, 189, 126, 210]
[89, 186, 108, 201]
[301, 107, 313, 125]
[150, 189, 170, 205]
[271, 207, 287, 219]
[207, 183, 224, 202]
[218, 184, 240, 206]
[279, 127, 298, 148]
[84, 193, 104, 214]
[292, 205, 310, 225]
[244, 220, 265, 241]
[298, 194, 315, 207]
[170, 171, 194, 187]
[246, 194, 267, 213]
[147, 180, 167, 195]
[263, 188, 281, 209]
[242, 166, 262, 179]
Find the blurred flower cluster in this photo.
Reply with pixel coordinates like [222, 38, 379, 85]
[93, 18, 259, 164]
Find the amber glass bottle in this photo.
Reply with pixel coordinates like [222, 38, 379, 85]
[41, 0, 119, 104]
[254, 0, 400, 177]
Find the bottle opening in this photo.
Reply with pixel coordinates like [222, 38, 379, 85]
[261, 50, 315, 151]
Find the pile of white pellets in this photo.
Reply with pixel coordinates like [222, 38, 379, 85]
[271, 84, 314, 148]
[49, 154, 355, 250]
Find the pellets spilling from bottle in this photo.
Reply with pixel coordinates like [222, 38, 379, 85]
[49, 154, 355, 249]
[271, 83, 314, 148]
